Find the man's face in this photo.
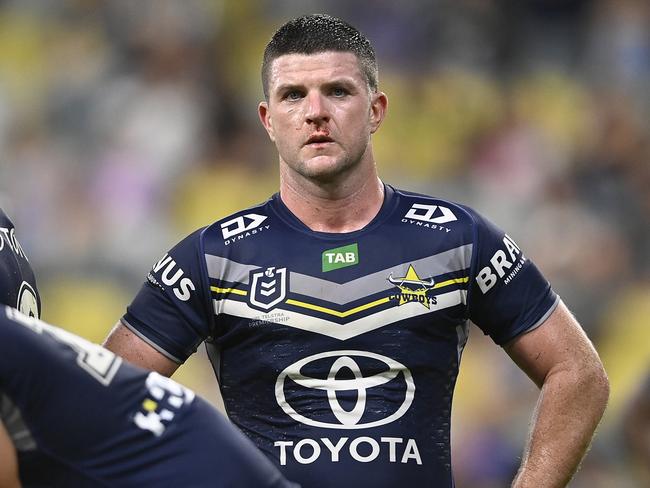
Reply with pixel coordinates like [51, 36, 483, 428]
[259, 51, 386, 183]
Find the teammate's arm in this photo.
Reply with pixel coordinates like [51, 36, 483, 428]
[103, 320, 179, 377]
[504, 300, 609, 487]
[0, 420, 21, 488]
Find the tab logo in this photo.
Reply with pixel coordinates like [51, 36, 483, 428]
[220, 214, 268, 239]
[322, 243, 359, 272]
[404, 204, 457, 224]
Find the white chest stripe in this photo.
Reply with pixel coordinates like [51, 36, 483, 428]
[213, 290, 467, 340]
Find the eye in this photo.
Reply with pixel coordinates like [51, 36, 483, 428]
[284, 90, 303, 101]
[331, 87, 347, 97]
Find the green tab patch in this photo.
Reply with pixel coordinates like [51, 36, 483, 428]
[322, 243, 359, 272]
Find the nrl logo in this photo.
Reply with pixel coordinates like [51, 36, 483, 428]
[387, 265, 437, 309]
[248, 266, 288, 311]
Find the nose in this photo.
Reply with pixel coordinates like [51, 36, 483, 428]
[304, 91, 330, 125]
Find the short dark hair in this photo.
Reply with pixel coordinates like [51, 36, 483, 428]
[261, 14, 378, 99]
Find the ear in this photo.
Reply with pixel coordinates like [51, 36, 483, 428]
[369, 91, 388, 134]
[258, 101, 275, 142]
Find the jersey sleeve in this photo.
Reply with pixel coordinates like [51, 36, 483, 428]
[122, 229, 213, 363]
[465, 208, 559, 345]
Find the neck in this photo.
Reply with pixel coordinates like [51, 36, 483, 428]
[279, 164, 384, 233]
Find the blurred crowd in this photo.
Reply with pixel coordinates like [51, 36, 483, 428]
[0, 0, 648, 486]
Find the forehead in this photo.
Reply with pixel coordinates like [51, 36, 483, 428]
[267, 51, 366, 91]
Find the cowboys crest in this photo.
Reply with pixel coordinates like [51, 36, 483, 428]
[387, 265, 436, 309]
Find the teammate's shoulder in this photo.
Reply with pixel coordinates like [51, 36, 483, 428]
[0, 207, 15, 229]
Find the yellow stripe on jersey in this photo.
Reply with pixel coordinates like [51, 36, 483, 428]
[286, 297, 392, 318]
[433, 277, 469, 289]
[211, 286, 247, 296]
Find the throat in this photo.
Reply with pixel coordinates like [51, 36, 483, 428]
[310, 209, 373, 233]
[281, 178, 385, 233]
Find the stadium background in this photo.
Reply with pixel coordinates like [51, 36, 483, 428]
[0, 0, 648, 486]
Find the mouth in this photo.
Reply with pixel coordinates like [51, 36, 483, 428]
[305, 133, 335, 146]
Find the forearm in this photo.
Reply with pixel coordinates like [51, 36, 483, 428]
[0, 420, 21, 488]
[512, 364, 609, 487]
[103, 321, 180, 376]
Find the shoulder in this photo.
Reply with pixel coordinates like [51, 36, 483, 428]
[165, 196, 272, 251]
[154, 197, 276, 284]
[199, 196, 276, 250]
[390, 186, 484, 234]
[388, 187, 520, 273]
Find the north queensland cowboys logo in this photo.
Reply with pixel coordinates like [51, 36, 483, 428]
[276, 350, 415, 429]
[248, 267, 288, 311]
[387, 265, 437, 309]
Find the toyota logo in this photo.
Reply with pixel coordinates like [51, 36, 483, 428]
[275, 350, 415, 430]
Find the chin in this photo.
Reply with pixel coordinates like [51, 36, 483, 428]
[301, 157, 352, 181]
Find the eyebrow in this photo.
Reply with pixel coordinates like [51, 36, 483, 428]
[274, 78, 359, 95]
[274, 83, 303, 94]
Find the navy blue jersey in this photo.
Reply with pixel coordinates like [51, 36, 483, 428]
[0, 306, 297, 487]
[124, 185, 558, 487]
[0, 209, 40, 318]
[0, 207, 56, 485]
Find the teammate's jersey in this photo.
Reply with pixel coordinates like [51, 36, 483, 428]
[0, 306, 297, 487]
[124, 185, 558, 487]
[0, 207, 55, 485]
[0, 209, 40, 318]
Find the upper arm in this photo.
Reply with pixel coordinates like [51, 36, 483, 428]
[504, 300, 608, 389]
[0, 420, 21, 488]
[103, 321, 179, 377]
[114, 229, 215, 366]
[465, 208, 558, 345]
